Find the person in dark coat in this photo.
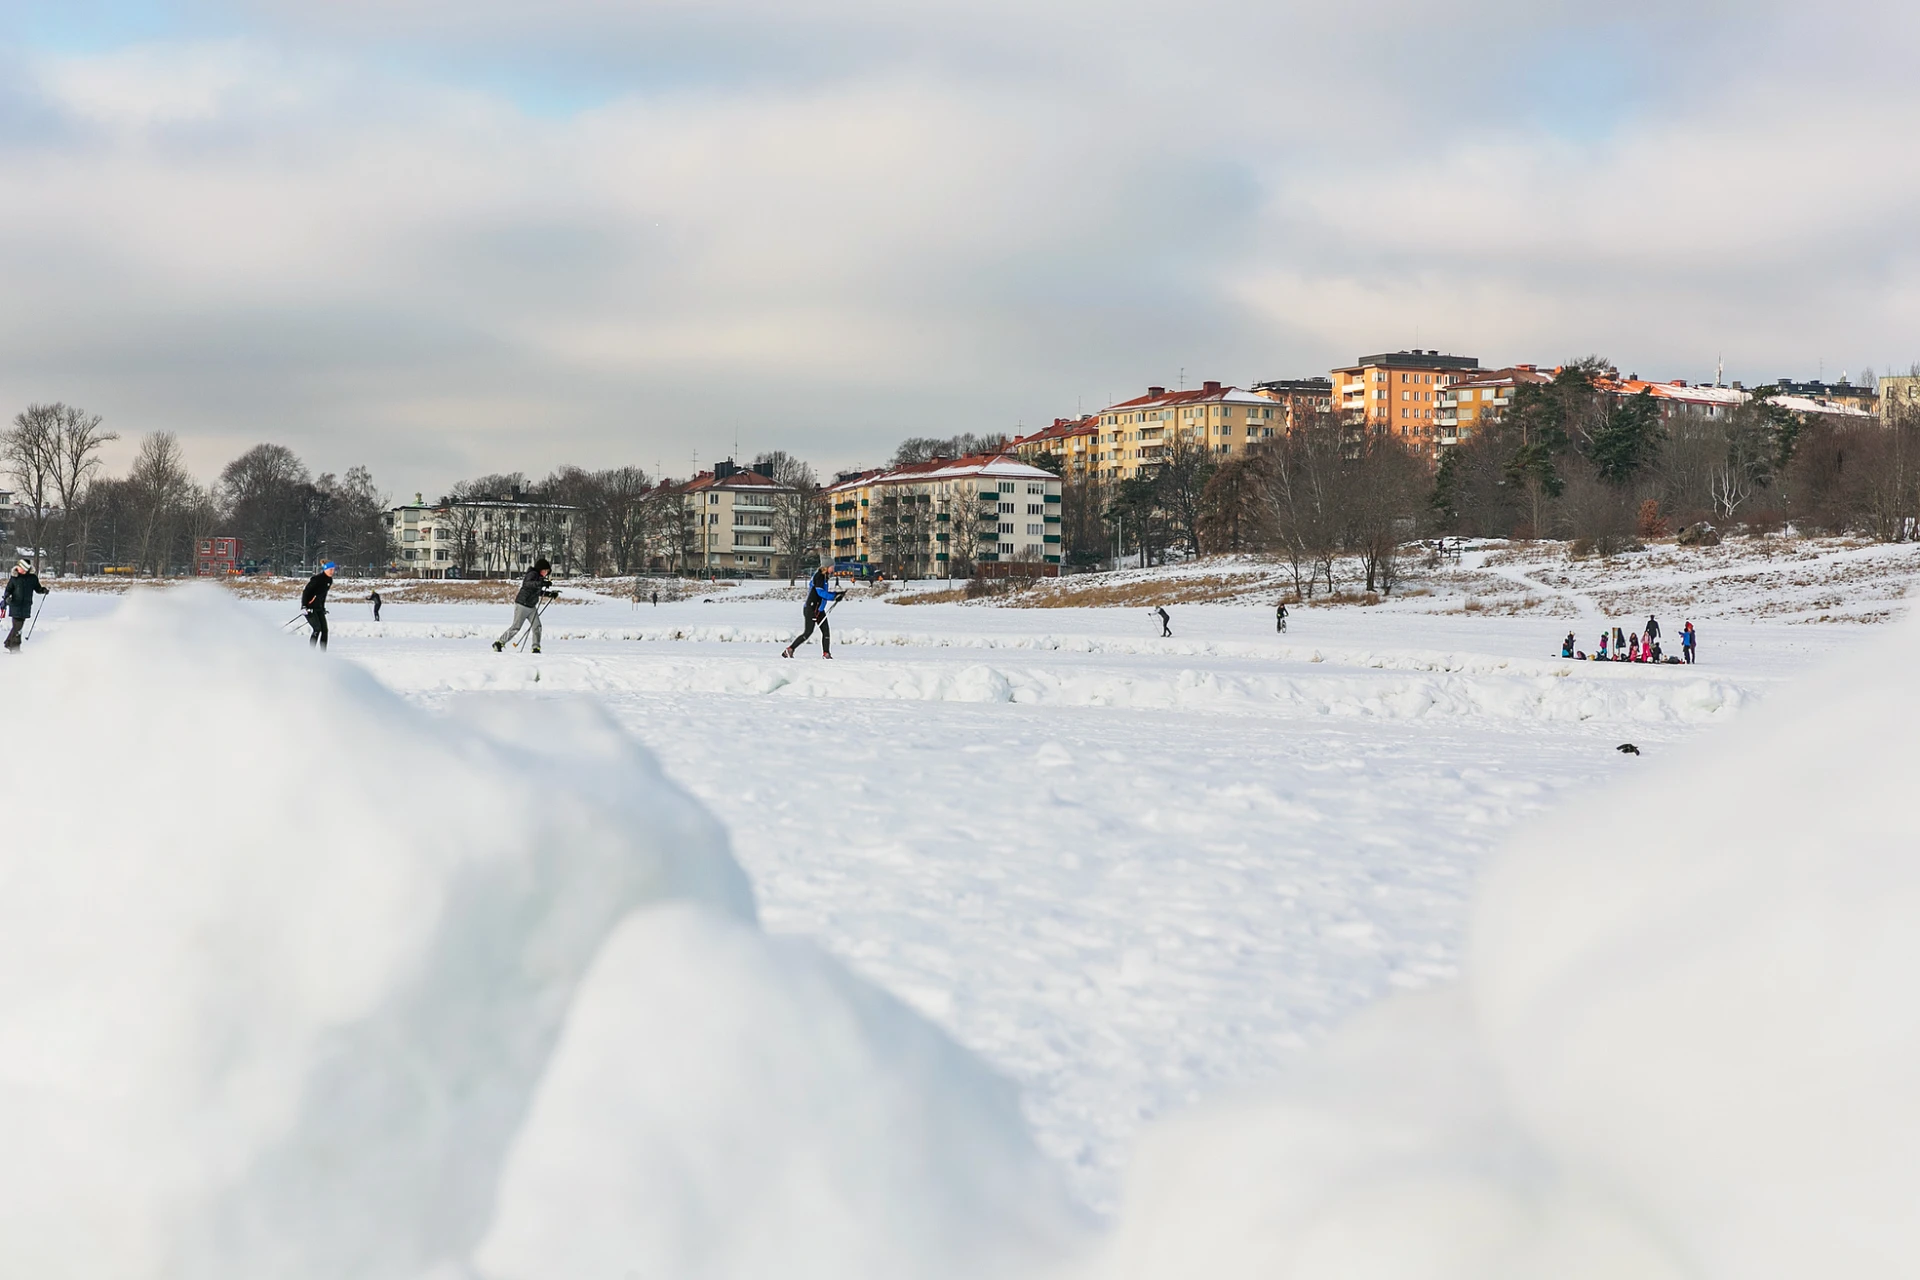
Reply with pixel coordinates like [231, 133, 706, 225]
[782, 567, 842, 658]
[4, 560, 49, 649]
[1155, 606, 1171, 637]
[493, 559, 558, 652]
[1276, 601, 1289, 633]
[1645, 615, 1661, 645]
[301, 562, 336, 650]
[368, 589, 382, 622]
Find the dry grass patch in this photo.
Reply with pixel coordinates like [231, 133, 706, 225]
[1006, 573, 1283, 609]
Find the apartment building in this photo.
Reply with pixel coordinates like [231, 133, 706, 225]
[1007, 416, 1099, 477]
[1881, 375, 1920, 423]
[1093, 381, 1285, 481]
[1600, 378, 1748, 420]
[1774, 377, 1877, 416]
[826, 454, 1062, 576]
[678, 460, 794, 577]
[1434, 365, 1550, 448]
[1250, 377, 1335, 430]
[387, 491, 577, 577]
[1333, 351, 1481, 452]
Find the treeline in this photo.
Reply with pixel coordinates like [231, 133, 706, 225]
[1430, 358, 1920, 549]
[1021, 430, 1429, 596]
[3, 404, 390, 576]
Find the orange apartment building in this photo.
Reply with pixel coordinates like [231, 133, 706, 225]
[1007, 416, 1100, 477]
[1434, 365, 1550, 449]
[1333, 350, 1481, 456]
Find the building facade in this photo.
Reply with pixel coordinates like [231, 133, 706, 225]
[387, 493, 578, 577]
[1250, 377, 1335, 431]
[1333, 350, 1482, 453]
[1774, 378, 1877, 416]
[1007, 417, 1099, 477]
[1878, 375, 1920, 424]
[827, 454, 1062, 575]
[1434, 365, 1550, 449]
[1093, 382, 1285, 481]
[677, 461, 795, 577]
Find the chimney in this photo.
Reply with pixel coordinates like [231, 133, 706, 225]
[1148, 386, 1166, 398]
[1203, 380, 1222, 393]
[414, 492, 422, 505]
[714, 459, 738, 480]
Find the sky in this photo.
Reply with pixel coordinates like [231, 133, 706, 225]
[1, 0, 1916, 498]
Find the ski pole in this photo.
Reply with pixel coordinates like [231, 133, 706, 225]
[514, 593, 557, 650]
[22, 588, 49, 642]
[282, 611, 309, 630]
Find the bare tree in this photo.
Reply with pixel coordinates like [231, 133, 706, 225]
[41, 406, 117, 575]
[1155, 433, 1217, 557]
[2, 404, 61, 567]
[655, 482, 702, 574]
[941, 480, 984, 577]
[128, 432, 194, 575]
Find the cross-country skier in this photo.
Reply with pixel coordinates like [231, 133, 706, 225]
[1155, 606, 1171, 638]
[1276, 601, 1288, 633]
[493, 558, 558, 653]
[368, 589, 382, 622]
[781, 566, 842, 658]
[301, 562, 336, 650]
[4, 560, 48, 650]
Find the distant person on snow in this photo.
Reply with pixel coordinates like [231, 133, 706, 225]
[1682, 620, 1697, 664]
[1276, 601, 1289, 633]
[1596, 632, 1608, 660]
[1561, 631, 1576, 658]
[301, 563, 335, 650]
[4, 560, 49, 650]
[651, 589, 658, 607]
[1628, 632, 1640, 662]
[368, 589, 382, 622]
[782, 566, 843, 659]
[1613, 625, 1626, 652]
[1156, 606, 1172, 638]
[493, 558, 558, 653]
[1645, 615, 1661, 645]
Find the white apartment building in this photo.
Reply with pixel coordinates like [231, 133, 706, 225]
[826, 453, 1063, 575]
[387, 492, 578, 577]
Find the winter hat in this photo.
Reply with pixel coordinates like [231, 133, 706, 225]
[534, 558, 552, 572]
[12, 560, 26, 573]
[321, 561, 338, 571]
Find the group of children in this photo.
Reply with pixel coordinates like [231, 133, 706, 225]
[1561, 616, 1698, 665]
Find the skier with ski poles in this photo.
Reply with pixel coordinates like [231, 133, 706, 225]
[368, 589, 382, 622]
[301, 562, 336, 650]
[1155, 605, 1172, 638]
[4, 560, 49, 650]
[493, 558, 558, 653]
[781, 566, 843, 659]
[1276, 600, 1288, 633]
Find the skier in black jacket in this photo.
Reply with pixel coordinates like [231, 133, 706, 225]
[4, 560, 49, 649]
[781, 567, 843, 658]
[301, 562, 336, 650]
[493, 559, 558, 652]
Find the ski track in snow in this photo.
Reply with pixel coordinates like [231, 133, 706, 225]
[17, 565, 1903, 1211]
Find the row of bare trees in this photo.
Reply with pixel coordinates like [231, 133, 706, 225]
[3, 403, 394, 576]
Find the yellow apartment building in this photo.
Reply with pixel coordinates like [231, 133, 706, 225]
[1093, 381, 1285, 481]
[1434, 365, 1550, 449]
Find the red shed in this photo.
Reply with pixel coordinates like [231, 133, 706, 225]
[195, 536, 242, 576]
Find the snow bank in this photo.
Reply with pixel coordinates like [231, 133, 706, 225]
[0, 587, 1084, 1279]
[478, 905, 1088, 1280]
[369, 649, 1746, 727]
[1096, 610, 1920, 1277]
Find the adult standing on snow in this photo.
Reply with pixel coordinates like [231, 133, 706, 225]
[493, 558, 558, 653]
[301, 562, 336, 650]
[1644, 615, 1661, 645]
[4, 560, 49, 650]
[782, 566, 842, 659]
[1276, 601, 1288, 633]
[1156, 606, 1172, 638]
[368, 589, 382, 622]
[1682, 621, 1697, 664]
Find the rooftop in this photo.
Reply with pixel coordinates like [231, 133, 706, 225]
[1341, 350, 1481, 373]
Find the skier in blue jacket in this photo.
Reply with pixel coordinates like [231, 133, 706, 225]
[782, 567, 844, 658]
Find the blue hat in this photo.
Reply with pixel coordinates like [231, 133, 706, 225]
[322, 561, 337, 570]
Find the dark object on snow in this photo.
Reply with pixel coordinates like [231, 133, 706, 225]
[1617, 743, 1641, 755]
[783, 568, 841, 658]
[1677, 522, 1720, 547]
[5, 563, 49, 648]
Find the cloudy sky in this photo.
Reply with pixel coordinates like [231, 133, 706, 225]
[2, 0, 1915, 497]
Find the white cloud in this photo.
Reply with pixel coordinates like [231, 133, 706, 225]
[0, 1, 1915, 492]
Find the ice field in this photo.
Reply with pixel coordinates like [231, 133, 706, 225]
[6, 541, 1919, 1278]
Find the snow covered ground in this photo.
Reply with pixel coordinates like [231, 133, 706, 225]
[18, 537, 1913, 1221]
